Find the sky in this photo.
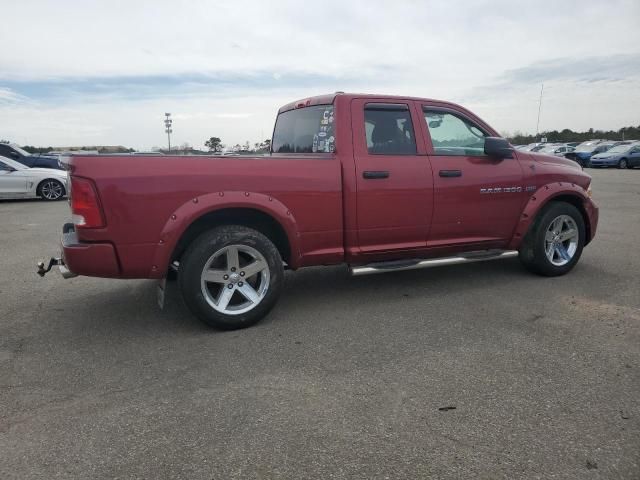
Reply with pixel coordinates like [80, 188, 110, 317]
[1, 0, 639, 150]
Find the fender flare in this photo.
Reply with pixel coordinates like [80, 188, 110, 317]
[507, 182, 590, 250]
[149, 191, 301, 275]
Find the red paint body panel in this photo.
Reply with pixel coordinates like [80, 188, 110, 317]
[349, 98, 434, 253]
[67, 154, 343, 277]
[60, 93, 598, 279]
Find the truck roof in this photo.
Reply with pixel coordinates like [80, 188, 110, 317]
[278, 92, 461, 114]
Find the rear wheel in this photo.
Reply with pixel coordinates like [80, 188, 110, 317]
[519, 202, 586, 276]
[618, 158, 628, 169]
[178, 225, 284, 329]
[37, 179, 65, 201]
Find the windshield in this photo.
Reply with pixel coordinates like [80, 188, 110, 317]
[539, 145, 559, 152]
[605, 144, 632, 154]
[575, 142, 601, 152]
[272, 105, 335, 153]
[9, 143, 31, 156]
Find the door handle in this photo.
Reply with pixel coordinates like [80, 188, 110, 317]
[439, 169, 462, 178]
[363, 170, 390, 179]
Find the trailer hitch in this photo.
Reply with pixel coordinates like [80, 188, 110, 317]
[37, 257, 76, 279]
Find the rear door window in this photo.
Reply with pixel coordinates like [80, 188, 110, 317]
[364, 104, 417, 155]
[272, 105, 335, 153]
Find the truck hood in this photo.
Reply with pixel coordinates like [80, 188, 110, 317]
[529, 152, 582, 171]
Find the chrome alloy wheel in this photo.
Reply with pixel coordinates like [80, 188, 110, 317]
[41, 181, 64, 200]
[200, 244, 270, 315]
[544, 215, 579, 266]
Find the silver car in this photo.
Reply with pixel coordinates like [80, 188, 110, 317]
[0, 155, 68, 200]
[537, 144, 576, 157]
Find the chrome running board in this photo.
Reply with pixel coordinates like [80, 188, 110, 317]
[350, 250, 519, 276]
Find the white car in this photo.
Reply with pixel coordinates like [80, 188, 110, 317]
[0, 155, 68, 200]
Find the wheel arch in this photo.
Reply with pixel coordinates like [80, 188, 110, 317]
[508, 183, 593, 249]
[171, 207, 292, 266]
[150, 191, 300, 277]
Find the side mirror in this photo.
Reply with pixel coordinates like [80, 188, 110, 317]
[484, 137, 514, 158]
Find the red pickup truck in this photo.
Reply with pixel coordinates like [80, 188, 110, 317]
[39, 93, 598, 329]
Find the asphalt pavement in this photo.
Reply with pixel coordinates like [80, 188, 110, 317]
[1, 169, 639, 479]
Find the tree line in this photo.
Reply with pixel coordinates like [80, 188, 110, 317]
[15, 139, 272, 155]
[18, 145, 134, 154]
[204, 137, 271, 153]
[506, 125, 640, 145]
[12, 124, 640, 155]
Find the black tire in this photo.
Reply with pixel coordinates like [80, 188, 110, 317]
[178, 225, 284, 330]
[519, 201, 586, 277]
[37, 179, 65, 201]
[618, 158, 628, 169]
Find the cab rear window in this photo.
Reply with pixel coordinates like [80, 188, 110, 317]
[272, 105, 335, 153]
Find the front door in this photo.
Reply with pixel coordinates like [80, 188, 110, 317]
[0, 160, 27, 194]
[418, 105, 525, 247]
[629, 146, 640, 167]
[351, 99, 434, 253]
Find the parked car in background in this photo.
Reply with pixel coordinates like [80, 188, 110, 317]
[566, 140, 614, 167]
[517, 143, 546, 152]
[590, 142, 640, 168]
[0, 155, 68, 200]
[131, 151, 165, 155]
[0, 143, 63, 170]
[537, 144, 576, 157]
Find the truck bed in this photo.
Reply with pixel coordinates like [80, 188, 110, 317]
[66, 154, 344, 277]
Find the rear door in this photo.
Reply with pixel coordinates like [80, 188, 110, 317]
[351, 99, 434, 252]
[418, 104, 525, 247]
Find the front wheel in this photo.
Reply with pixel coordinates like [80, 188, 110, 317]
[519, 202, 586, 277]
[618, 158, 628, 169]
[178, 225, 284, 329]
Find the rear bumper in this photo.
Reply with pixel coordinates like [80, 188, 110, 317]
[62, 225, 121, 277]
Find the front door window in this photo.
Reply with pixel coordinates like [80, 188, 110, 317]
[424, 110, 487, 157]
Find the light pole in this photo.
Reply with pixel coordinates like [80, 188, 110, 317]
[164, 113, 173, 151]
[535, 83, 544, 140]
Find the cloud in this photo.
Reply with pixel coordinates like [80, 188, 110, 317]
[1, 69, 392, 105]
[462, 53, 640, 104]
[500, 54, 640, 86]
[0, 0, 639, 147]
[0, 87, 31, 106]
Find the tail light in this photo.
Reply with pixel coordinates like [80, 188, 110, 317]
[70, 176, 105, 228]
